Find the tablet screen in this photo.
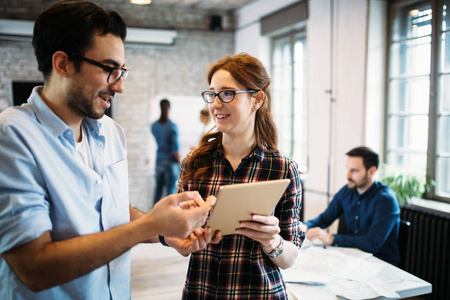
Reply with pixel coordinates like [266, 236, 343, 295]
[206, 179, 290, 236]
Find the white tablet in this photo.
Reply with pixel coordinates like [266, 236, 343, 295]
[206, 179, 291, 236]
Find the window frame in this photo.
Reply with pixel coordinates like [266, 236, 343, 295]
[270, 29, 308, 172]
[386, 0, 449, 203]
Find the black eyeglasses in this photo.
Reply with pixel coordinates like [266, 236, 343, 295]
[201, 90, 258, 103]
[73, 54, 129, 85]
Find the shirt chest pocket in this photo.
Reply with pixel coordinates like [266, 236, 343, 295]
[104, 159, 129, 210]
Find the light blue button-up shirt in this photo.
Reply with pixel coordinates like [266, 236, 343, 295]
[0, 87, 130, 299]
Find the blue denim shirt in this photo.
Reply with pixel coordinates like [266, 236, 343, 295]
[0, 87, 130, 299]
[305, 181, 400, 264]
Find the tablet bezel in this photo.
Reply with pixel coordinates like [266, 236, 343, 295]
[206, 179, 291, 236]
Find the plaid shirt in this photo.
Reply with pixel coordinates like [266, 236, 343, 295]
[179, 146, 303, 300]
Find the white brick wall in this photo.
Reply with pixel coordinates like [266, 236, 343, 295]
[0, 29, 234, 213]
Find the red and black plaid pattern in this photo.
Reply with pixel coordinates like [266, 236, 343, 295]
[179, 146, 303, 299]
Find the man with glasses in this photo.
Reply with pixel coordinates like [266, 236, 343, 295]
[0, 1, 215, 299]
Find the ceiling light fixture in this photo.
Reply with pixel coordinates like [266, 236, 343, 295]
[130, 0, 151, 5]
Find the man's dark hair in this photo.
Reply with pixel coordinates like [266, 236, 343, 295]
[159, 99, 171, 123]
[32, 0, 127, 81]
[346, 146, 379, 171]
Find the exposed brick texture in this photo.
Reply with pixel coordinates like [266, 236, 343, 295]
[0, 1, 235, 212]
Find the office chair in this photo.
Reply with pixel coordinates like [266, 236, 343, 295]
[398, 219, 411, 270]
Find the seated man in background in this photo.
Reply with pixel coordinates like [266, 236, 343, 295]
[301, 146, 400, 264]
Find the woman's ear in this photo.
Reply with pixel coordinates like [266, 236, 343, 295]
[253, 90, 265, 110]
[52, 51, 73, 78]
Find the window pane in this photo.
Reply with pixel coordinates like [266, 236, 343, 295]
[441, 32, 450, 72]
[272, 32, 307, 170]
[388, 77, 430, 114]
[390, 37, 431, 77]
[294, 59, 304, 89]
[436, 156, 450, 197]
[387, 115, 429, 153]
[293, 90, 307, 169]
[439, 0, 450, 201]
[442, 0, 450, 31]
[292, 37, 307, 170]
[272, 38, 292, 158]
[386, 151, 427, 172]
[440, 75, 450, 113]
[391, 3, 431, 41]
[437, 116, 450, 153]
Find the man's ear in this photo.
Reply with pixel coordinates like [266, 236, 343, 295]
[368, 166, 377, 177]
[52, 51, 73, 78]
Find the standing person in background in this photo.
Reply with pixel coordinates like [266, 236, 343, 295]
[0, 1, 215, 299]
[199, 106, 214, 135]
[151, 99, 181, 203]
[163, 53, 304, 299]
[301, 146, 400, 264]
[191, 106, 215, 150]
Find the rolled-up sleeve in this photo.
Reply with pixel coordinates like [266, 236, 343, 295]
[0, 121, 52, 254]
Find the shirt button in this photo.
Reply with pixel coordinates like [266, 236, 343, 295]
[354, 230, 358, 234]
[357, 201, 361, 205]
[355, 216, 359, 220]
[96, 179, 102, 184]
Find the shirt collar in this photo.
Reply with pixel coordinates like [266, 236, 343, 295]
[358, 181, 378, 198]
[84, 116, 103, 137]
[28, 86, 70, 137]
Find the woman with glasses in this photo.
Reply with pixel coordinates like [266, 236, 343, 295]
[166, 53, 303, 299]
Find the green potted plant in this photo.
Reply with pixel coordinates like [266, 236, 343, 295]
[379, 163, 435, 206]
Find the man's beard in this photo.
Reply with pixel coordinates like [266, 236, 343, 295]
[348, 173, 370, 190]
[66, 79, 112, 119]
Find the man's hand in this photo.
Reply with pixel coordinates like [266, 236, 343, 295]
[305, 227, 334, 245]
[144, 192, 216, 239]
[165, 227, 222, 256]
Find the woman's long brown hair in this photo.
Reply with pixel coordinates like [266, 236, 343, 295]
[180, 53, 279, 189]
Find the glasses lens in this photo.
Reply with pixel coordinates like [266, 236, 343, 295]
[122, 69, 129, 81]
[202, 91, 215, 103]
[220, 91, 235, 102]
[108, 69, 128, 85]
[108, 69, 120, 85]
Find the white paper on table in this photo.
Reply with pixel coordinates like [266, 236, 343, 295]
[326, 250, 370, 279]
[328, 276, 400, 300]
[328, 276, 380, 300]
[282, 262, 329, 285]
[345, 260, 385, 282]
[301, 238, 326, 249]
[336, 247, 373, 260]
[287, 283, 336, 300]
